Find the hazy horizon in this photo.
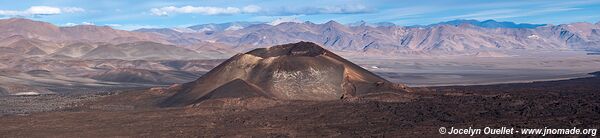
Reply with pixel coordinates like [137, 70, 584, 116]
[4, 17, 600, 31]
[1, 0, 599, 30]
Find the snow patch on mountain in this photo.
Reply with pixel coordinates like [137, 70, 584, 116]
[527, 34, 540, 39]
[269, 17, 303, 26]
[225, 25, 244, 31]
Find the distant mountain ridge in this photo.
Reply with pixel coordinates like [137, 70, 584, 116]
[0, 18, 167, 44]
[420, 19, 546, 29]
[137, 19, 599, 55]
[0, 18, 233, 60]
[2, 18, 600, 58]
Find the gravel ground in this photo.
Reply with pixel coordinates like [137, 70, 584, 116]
[0, 76, 598, 137]
[0, 94, 104, 116]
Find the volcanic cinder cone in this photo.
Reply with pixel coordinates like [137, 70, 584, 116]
[161, 41, 409, 107]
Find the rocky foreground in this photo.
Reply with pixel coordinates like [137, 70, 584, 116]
[0, 75, 598, 137]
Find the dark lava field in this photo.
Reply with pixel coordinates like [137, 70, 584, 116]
[0, 75, 598, 137]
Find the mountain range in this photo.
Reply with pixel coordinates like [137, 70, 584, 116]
[0, 18, 232, 60]
[0, 18, 599, 60]
[136, 19, 600, 55]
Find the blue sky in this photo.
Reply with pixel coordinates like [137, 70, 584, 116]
[0, 0, 599, 30]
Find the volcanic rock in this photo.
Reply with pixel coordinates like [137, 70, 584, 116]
[161, 41, 410, 107]
[192, 79, 271, 103]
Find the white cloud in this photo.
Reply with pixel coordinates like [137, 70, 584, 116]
[61, 22, 95, 26]
[319, 5, 371, 14]
[81, 22, 94, 25]
[0, 6, 84, 17]
[64, 22, 78, 26]
[242, 5, 261, 13]
[150, 5, 261, 16]
[149, 4, 373, 16]
[0, 10, 21, 16]
[26, 6, 61, 15]
[266, 4, 373, 15]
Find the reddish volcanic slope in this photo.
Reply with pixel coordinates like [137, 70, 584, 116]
[161, 41, 410, 107]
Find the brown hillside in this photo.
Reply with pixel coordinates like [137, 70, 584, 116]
[161, 41, 410, 107]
